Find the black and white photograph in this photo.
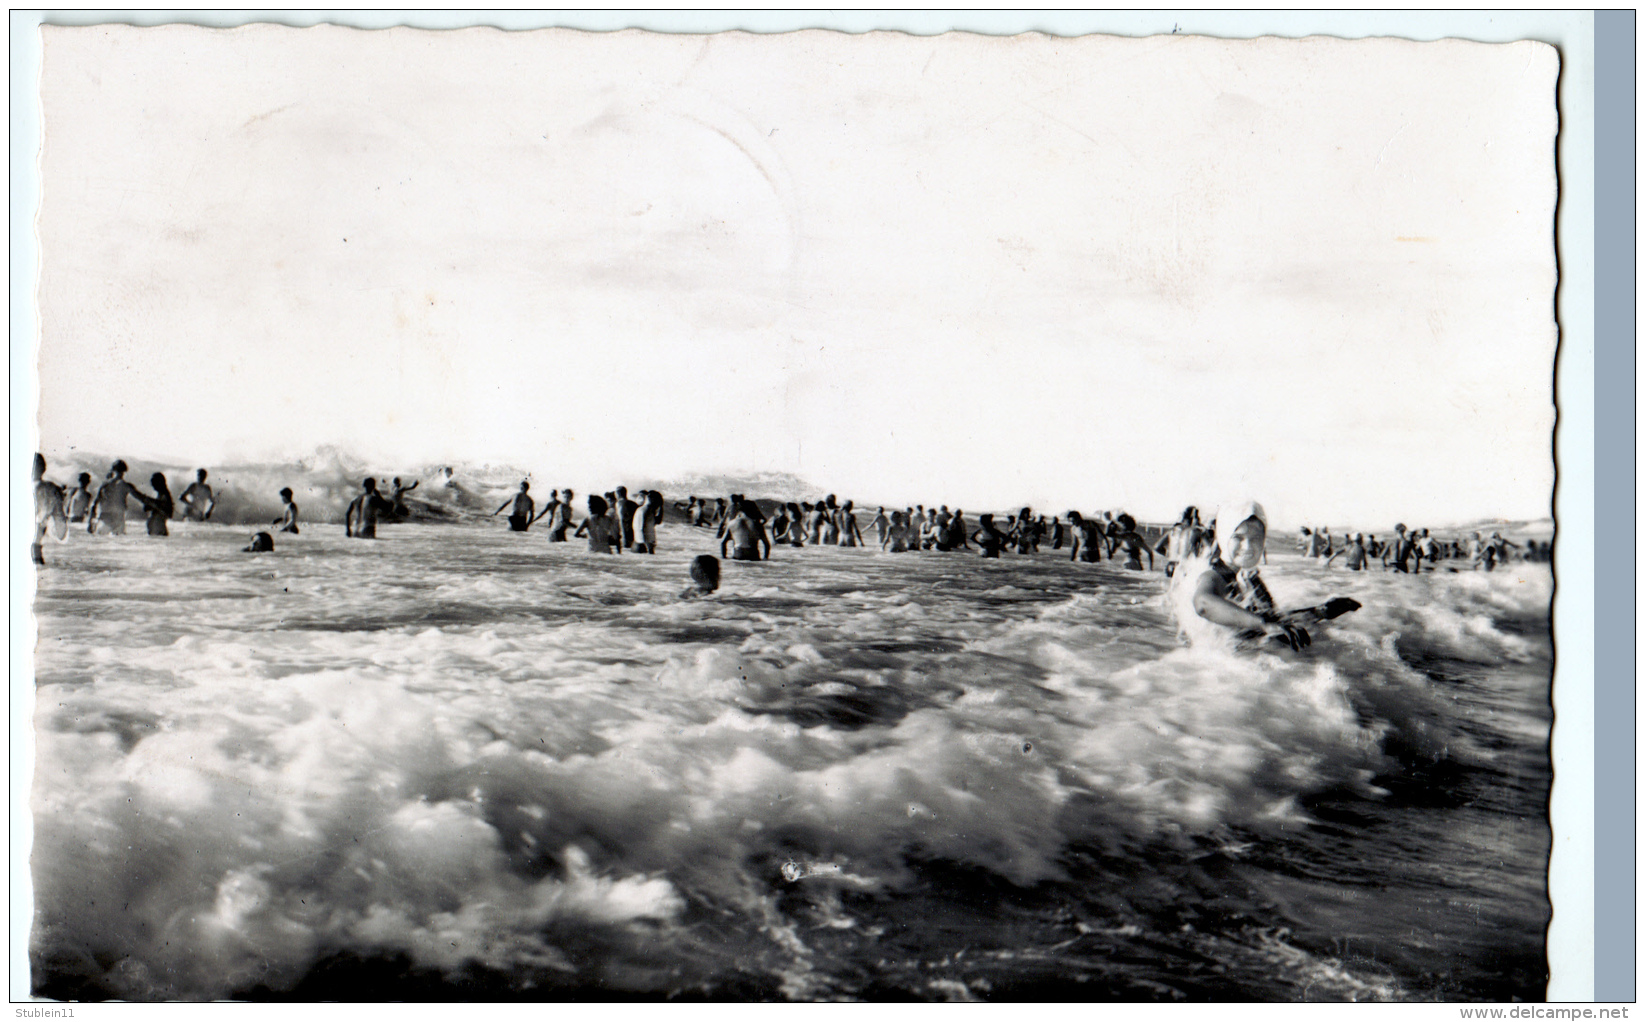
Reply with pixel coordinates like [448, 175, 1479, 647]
[24, 16, 1565, 1003]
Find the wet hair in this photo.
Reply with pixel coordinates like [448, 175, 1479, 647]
[363, 477, 378, 491]
[151, 472, 169, 491]
[243, 532, 274, 553]
[1117, 513, 1137, 531]
[280, 487, 294, 499]
[112, 459, 128, 474]
[197, 469, 208, 481]
[78, 472, 91, 485]
[588, 495, 608, 515]
[520, 480, 530, 490]
[689, 554, 721, 593]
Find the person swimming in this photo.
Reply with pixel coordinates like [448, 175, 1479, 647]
[1188, 501, 1309, 650]
[243, 531, 275, 553]
[177, 468, 216, 522]
[681, 554, 721, 599]
[493, 481, 536, 532]
[272, 487, 300, 534]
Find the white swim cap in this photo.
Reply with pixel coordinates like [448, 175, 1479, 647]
[1214, 499, 1267, 555]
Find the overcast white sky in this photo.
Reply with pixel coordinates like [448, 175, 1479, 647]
[34, 26, 1558, 527]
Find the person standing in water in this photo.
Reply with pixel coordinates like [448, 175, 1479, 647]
[493, 481, 536, 532]
[615, 487, 639, 549]
[870, 507, 890, 549]
[1383, 524, 1414, 573]
[1107, 514, 1155, 571]
[33, 454, 66, 565]
[389, 477, 419, 518]
[631, 490, 664, 553]
[1157, 506, 1205, 578]
[1326, 533, 1371, 571]
[574, 494, 622, 553]
[66, 473, 93, 523]
[947, 510, 973, 552]
[546, 488, 575, 541]
[1416, 528, 1440, 571]
[272, 487, 300, 533]
[972, 514, 1006, 558]
[1189, 501, 1310, 650]
[137, 472, 175, 536]
[345, 478, 394, 538]
[178, 468, 216, 522]
[720, 498, 770, 561]
[88, 460, 142, 535]
[836, 500, 864, 547]
[1067, 511, 1103, 563]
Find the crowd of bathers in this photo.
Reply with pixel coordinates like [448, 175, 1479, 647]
[1296, 522, 1550, 573]
[32, 454, 1549, 579]
[673, 494, 1163, 569]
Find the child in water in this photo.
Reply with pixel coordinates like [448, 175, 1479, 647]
[1189, 501, 1310, 650]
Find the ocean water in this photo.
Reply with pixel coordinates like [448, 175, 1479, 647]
[28, 519, 1551, 1001]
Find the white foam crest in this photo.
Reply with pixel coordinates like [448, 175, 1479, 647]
[32, 670, 687, 998]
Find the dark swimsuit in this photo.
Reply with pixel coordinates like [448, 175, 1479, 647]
[1210, 557, 1277, 620]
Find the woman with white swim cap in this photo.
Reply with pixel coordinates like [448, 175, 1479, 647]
[1190, 500, 1311, 650]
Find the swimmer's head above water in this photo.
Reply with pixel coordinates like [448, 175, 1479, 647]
[688, 554, 721, 594]
[1214, 500, 1267, 570]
